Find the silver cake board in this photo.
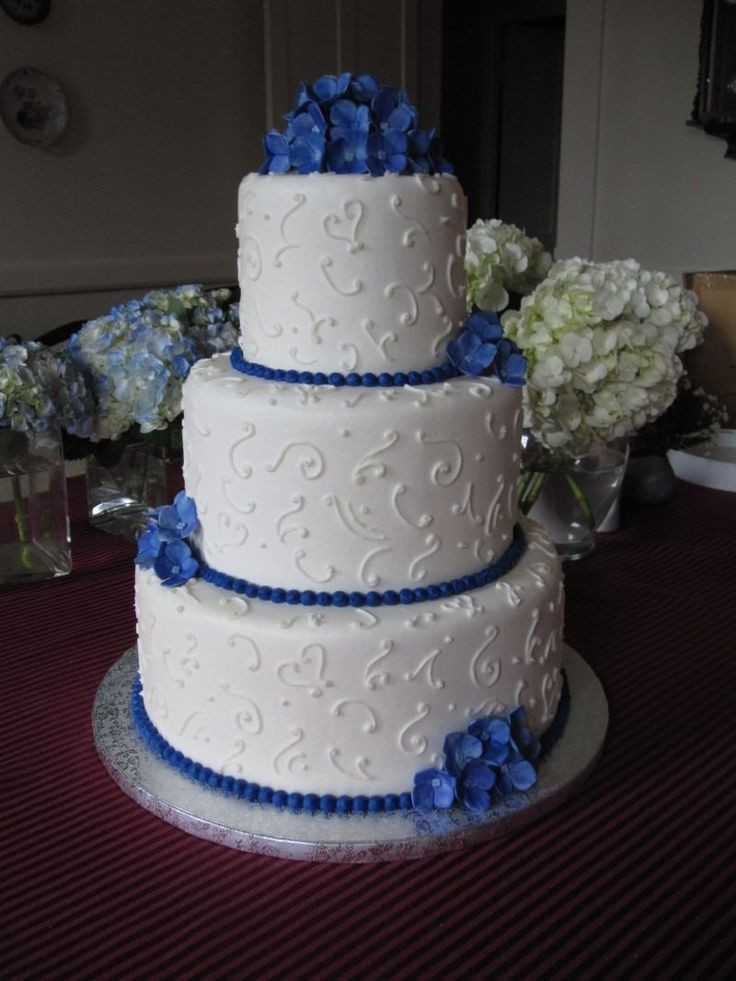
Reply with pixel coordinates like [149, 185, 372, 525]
[92, 645, 607, 863]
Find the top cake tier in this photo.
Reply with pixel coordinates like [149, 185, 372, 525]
[236, 172, 467, 375]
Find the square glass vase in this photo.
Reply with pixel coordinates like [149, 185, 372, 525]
[0, 426, 72, 585]
[86, 437, 182, 540]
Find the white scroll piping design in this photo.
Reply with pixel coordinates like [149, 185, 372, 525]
[273, 193, 306, 267]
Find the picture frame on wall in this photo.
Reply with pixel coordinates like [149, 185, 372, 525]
[689, 0, 736, 158]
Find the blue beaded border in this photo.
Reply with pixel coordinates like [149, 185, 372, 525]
[131, 676, 413, 816]
[198, 523, 526, 608]
[131, 672, 570, 816]
[230, 344, 460, 388]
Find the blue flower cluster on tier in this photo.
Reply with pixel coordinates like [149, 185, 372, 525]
[135, 491, 200, 587]
[260, 72, 452, 176]
[447, 310, 527, 387]
[413, 705, 541, 813]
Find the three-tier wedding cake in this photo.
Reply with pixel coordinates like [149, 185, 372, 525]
[133, 74, 565, 816]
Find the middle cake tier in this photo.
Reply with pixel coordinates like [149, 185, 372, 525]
[182, 354, 523, 593]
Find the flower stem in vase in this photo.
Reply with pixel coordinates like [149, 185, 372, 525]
[563, 472, 595, 530]
[11, 472, 30, 543]
[517, 469, 550, 515]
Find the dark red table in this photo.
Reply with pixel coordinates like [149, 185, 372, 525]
[2, 477, 735, 978]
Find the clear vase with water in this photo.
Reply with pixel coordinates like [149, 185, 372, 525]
[518, 437, 629, 560]
[86, 424, 182, 540]
[0, 426, 71, 585]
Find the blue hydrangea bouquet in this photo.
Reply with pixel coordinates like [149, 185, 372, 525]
[62, 284, 239, 464]
[0, 336, 94, 580]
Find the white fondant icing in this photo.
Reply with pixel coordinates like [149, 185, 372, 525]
[183, 355, 521, 592]
[136, 519, 564, 797]
[236, 173, 467, 374]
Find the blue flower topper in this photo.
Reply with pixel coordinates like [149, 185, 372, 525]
[412, 705, 541, 813]
[260, 72, 453, 176]
[135, 491, 200, 587]
[446, 310, 527, 387]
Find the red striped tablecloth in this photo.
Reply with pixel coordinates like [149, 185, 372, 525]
[2, 477, 735, 978]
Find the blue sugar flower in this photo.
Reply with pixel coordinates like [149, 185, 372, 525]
[154, 539, 199, 588]
[446, 330, 498, 376]
[494, 339, 527, 388]
[156, 491, 198, 541]
[427, 132, 453, 174]
[289, 132, 326, 174]
[260, 130, 290, 174]
[349, 74, 379, 103]
[467, 309, 504, 342]
[288, 101, 327, 136]
[330, 99, 371, 141]
[509, 706, 541, 761]
[325, 134, 369, 174]
[366, 129, 408, 175]
[135, 525, 164, 569]
[494, 753, 538, 797]
[372, 86, 418, 131]
[457, 759, 497, 812]
[412, 768, 456, 812]
[406, 128, 435, 172]
[468, 716, 511, 766]
[310, 72, 352, 105]
[443, 730, 483, 778]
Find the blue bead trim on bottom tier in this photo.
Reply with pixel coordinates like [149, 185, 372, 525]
[131, 673, 570, 816]
[230, 344, 460, 388]
[131, 676, 413, 816]
[198, 523, 527, 608]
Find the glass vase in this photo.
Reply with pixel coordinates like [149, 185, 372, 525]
[518, 437, 629, 560]
[0, 426, 71, 585]
[87, 426, 183, 540]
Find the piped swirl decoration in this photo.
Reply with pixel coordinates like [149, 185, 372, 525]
[131, 671, 569, 815]
[131, 676, 413, 815]
[138, 495, 527, 607]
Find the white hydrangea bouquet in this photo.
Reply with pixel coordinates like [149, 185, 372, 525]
[65, 284, 239, 452]
[465, 219, 553, 313]
[503, 257, 707, 457]
[501, 257, 707, 543]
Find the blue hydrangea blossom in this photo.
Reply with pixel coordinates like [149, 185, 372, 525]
[260, 72, 453, 176]
[0, 337, 94, 437]
[412, 768, 456, 812]
[65, 285, 238, 441]
[446, 309, 527, 386]
[412, 704, 541, 814]
[156, 490, 199, 542]
[135, 525, 164, 569]
[153, 539, 199, 588]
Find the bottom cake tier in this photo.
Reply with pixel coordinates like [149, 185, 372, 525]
[135, 518, 564, 802]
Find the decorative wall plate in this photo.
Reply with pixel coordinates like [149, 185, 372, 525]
[0, 66, 67, 147]
[0, 0, 51, 25]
